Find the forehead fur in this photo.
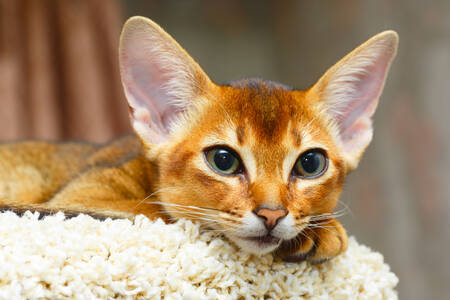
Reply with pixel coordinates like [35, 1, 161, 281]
[225, 78, 294, 91]
[218, 78, 320, 145]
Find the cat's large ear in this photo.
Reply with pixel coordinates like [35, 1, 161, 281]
[119, 16, 212, 144]
[310, 31, 398, 169]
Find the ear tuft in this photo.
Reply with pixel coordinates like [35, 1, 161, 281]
[311, 30, 398, 168]
[119, 16, 211, 144]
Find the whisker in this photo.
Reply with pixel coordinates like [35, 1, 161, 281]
[163, 209, 242, 229]
[163, 211, 218, 222]
[336, 200, 354, 217]
[163, 207, 241, 224]
[307, 208, 349, 221]
[133, 187, 178, 210]
[149, 201, 242, 227]
[309, 219, 335, 225]
[296, 229, 315, 250]
[307, 224, 335, 229]
[163, 207, 219, 218]
[147, 201, 223, 213]
[307, 224, 336, 237]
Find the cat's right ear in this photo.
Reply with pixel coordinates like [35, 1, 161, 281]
[309, 31, 398, 169]
[119, 16, 212, 144]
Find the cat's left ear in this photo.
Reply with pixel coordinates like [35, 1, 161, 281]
[310, 31, 398, 169]
[119, 16, 212, 145]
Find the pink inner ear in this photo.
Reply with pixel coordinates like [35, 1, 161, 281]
[333, 49, 393, 150]
[126, 60, 176, 135]
[337, 77, 380, 143]
[340, 118, 372, 153]
[120, 27, 193, 143]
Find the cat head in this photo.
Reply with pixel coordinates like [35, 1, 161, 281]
[119, 16, 398, 254]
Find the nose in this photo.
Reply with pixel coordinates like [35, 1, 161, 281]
[254, 207, 288, 231]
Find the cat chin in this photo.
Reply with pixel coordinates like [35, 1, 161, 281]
[227, 234, 282, 255]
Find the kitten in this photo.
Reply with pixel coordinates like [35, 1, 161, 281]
[0, 17, 398, 263]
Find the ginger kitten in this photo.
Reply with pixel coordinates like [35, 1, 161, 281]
[0, 17, 398, 263]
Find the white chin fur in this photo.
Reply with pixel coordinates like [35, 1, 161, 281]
[226, 235, 281, 255]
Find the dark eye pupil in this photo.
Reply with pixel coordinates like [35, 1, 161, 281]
[214, 150, 235, 171]
[301, 152, 320, 174]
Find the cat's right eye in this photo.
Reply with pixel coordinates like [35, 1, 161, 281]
[205, 147, 243, 176]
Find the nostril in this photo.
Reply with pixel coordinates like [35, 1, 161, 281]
[254, 207, 287, 230]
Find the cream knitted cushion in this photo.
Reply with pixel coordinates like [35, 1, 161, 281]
[0, 211, 398, 299]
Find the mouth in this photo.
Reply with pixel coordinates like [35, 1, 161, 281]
[230, 234, 282, 254]
[244, 234, 281, 245]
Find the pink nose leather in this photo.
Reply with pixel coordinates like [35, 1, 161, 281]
[255, 208, 287, 230]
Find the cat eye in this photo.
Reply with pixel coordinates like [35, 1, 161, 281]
[293, 149, 328, 178]
[205, 147, 243, 175]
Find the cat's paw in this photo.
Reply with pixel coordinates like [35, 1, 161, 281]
[276, 219, 348, 264]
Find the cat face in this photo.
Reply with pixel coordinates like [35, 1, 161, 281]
[119, 17, 398, 254]
[155, 81, 348, 254]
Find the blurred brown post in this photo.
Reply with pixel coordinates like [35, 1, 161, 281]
[0, 0, 131, 142]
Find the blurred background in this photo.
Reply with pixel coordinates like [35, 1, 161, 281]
[1, 1, 449, 298]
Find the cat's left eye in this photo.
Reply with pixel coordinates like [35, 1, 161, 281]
[205, 147, 243, 176]
[292, 149, 328, 178]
